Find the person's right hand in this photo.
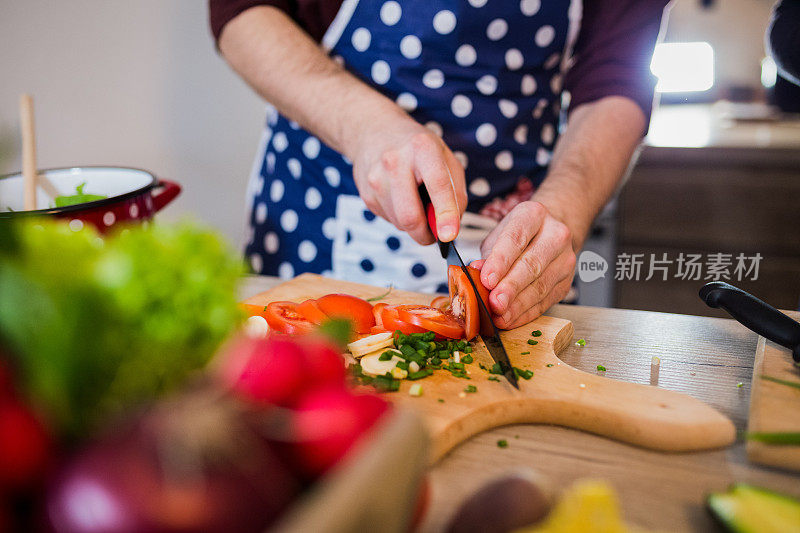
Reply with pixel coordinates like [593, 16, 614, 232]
[348, 110, 467, 245]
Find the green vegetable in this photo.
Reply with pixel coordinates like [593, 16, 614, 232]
[379, 351, 394, 361]
[464, 384, 477, 393]
[0, 219, 243, 438]
[514, 367, 534, 380]
[527, 339, 538, 345]
[531, 330, 542, 337]
[546, 363, 554, 368]
[736, 382, 744, 388]
[366, 285, 393, 302]
[761, 375, 800, 390]
[497, 439, 508, 448]
[520, 351, 530, 355]
[318, 318, 351, 349]
[597, 365, 607, 372]
[576, 338, 586, 347]
[53, 182, 108, 207]
[488, 376, 500, 382]
[437, 398, 445, 403]
[707, 483, 800, 532]
[746, 432, 800, 445]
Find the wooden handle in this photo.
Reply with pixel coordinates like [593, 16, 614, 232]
[20, 94, 37, 211]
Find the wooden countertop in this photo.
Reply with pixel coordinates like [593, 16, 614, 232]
[240, 276, 800, 532]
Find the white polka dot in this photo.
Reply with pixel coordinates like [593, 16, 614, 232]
[287, 158, 302, 179]
[305, 187, 322, 209]
[425, 121, 443, 137]
[254, 176, 265, 195]
[321, 217, 337, 240]
[520, 0, 541, 16]
[103, 211, 115, 226]
[505, 49, 524, 70]
[455, 44, 477, 66]
[550, 74, 563, 93]
[267, 108, 278, 126]
[266, 152, 276, 173]
[298, 240, 318, 262]
[380, 1, 402, 25]
[535, 25, 556, 47]
[469, 0, 488, 6]
[272, 132, 288, 152]
[371, 60, 391, 85]
[476, 123, 497, 146]
[324, 166, 341, 187]
[400, 35, 422, 59]
[469, 178, 490, 196]
[544, 52, 561, 70]
[396, 92, 418, 111]
[129, 204, 139, 218]
[321, 269, 334, 277]
[352, 27, 371, 51]
[495, 151, 514, 171]
[251, 253, 263, 273]
[487, 19, 508, 41]
[514, 124, 528, 144]
[498, 99, 518, 118]
[264, 232, 279, 254]
[332, 55, 345, 66]
[289, 121, 300, 130]
[476, 74, 497, 95]
[521, 74, 537, 95]
[69, 219, 84, 231]
[536, 148, 552, 166]
[278, 261, 294, 279]
[281, 209, 299, 232]
[255, 202, 268, 224]
[541, 123, 556, 145]
[422, 69, 445, 89]
[270, 179, 285, 202]
[453, 151, 468, 169]
[433, 10, 456, 34]
[302, 137, 321, 159]
[451, 94, 472, 117]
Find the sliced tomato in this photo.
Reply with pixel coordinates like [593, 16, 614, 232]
[448, 265, 490, 340]
[315, 294, 376, 334]
[372, 303, 388, 328]
[241, 303, 269, 318]
[430, 296, 450, 311]
[396, 305, 465, 339]
[370, 325, 390, 335]
[380, 305, 427, 335]
[264, 301, 316, 335]
[297, 299, 329, 325]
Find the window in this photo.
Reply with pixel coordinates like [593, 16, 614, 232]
[650, 42, 715, 93]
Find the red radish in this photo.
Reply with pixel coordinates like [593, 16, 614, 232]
[47, 395, 301, 533]
[296, 337, 346, 390]
[0, 399, 51, 493]
[289, 388, 389, 478]
[221, 337, 306, 407]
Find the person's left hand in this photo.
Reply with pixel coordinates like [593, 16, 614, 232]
[476, 201, 577, 329]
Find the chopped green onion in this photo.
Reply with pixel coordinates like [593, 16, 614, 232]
[514, 367, 533, 380]
[520, 351, 530, 355]
[497, 439, 508, 448]
[378, 351, 394, 361]
[463, 346, 473, 353]
[531, 330, 542, 337]
[746, 432, 800, 445]
[576, 338, 586, 347]
[488, 376, 501, 382]
[546, 363, 554, 367]
[760, 375, 800, 390]
[527, 339, 538, 346]
[366, 285, 393, 302]
[597, 365, 606, 372]
[464, 385, 477, 393]
[408, 383, 423, 397]
[396, 360, 409, 371]
[461, 354, 473, 364]
[438, 398, 445, 403]
[407, 369, 433, 380]
[736, 382, 744, 388]
[489, 363, 503, 375]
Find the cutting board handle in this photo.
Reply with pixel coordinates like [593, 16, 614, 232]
[700, 282, 800, 362]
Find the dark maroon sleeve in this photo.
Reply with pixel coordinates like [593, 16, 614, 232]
[564, 0, 670, 125]
[209, 0, 342, 43]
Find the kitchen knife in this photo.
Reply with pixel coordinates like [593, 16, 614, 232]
[418, 186, 519, 389]
[699, 281, 800, 363]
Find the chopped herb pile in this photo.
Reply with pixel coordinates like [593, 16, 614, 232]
[497, 439, 508, 448]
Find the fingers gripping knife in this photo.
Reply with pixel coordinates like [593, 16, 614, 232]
[418, 185, 519, 389]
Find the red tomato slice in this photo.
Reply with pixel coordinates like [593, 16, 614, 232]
[370, 325, 390, 335]
[396, 305, 465, 339]
[372, 303, 388, 328]
[380, 305, 427, 335]
[241, 303, 269, 318]
[264, 301, 316, 335]
[430, 296, 450, 311]
[448, 265, 490, 340]
[315, 294, 376, 334]
[297, 299, 329, 325]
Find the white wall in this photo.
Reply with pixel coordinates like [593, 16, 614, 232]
[0, 0, 265, 248]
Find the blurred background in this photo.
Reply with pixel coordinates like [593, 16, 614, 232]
[1, 0, 798, 317]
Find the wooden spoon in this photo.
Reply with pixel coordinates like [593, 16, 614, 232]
[19, 94, 58, 210]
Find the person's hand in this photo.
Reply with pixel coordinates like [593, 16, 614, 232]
[349, 111, 467, 245]
[476, 201, 577, 328]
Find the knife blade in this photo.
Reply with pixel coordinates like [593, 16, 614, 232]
[418, 186, 519, 389]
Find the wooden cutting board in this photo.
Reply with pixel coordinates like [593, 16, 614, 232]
[746, 323, 800, 472]
[246, 274, 735, 460]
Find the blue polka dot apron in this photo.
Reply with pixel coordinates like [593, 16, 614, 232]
[245, 0, 580, 292]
